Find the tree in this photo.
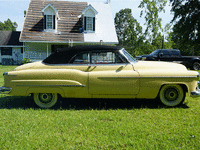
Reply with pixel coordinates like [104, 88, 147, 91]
[0, 19, 18, 31]
[170, 0, 200, 55]
[139, 0, 167, 41]
[114, 8, 144, 56]
[0, 22, 4, 30]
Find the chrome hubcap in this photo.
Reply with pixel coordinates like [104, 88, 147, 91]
[164, 88, 178, 101]
[39, 93, 53, 103]
[193, 63, 199, 70]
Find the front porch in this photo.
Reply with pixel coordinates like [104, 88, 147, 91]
[23, 42, 70, 62]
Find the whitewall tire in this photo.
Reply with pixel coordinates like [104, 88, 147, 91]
[159, 85, 185, 107]
[33, 93, 58, 108]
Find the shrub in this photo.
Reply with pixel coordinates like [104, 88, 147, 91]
[21, 58, 30, 64]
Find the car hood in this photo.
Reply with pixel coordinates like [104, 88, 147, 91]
[14, 61, 44, 71]
[134, 61, 187, 71]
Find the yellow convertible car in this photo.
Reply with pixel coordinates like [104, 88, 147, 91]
[0, 45, 200, 108]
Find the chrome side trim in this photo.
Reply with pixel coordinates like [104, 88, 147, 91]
[16, 85, 86, 87]
[98, 77, 139, 79]
[98, 76, 198, 79]
[0, 86, 12, 94]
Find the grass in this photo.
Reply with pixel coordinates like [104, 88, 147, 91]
[0, 65, 200, 149]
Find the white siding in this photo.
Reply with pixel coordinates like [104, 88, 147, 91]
[84, 3, 118, 44]
[85, 9, 95, 17]
[44, 7, 55, 15]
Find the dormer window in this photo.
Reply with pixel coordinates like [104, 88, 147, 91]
[85, 17, 95, 31]
[45, 15, 55, 29]
[82, 4, 98, 32]
[42, 4, 58, 32]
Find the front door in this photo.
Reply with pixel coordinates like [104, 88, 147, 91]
[88, 51, 139, 95]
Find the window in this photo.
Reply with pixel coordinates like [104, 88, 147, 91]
[44, 15, 55, 30]
[86, 17, 93, 31]
[161, 50, 170, 57]
[47, 15, 53, 29]
[91, 51, 123, 64]
[42, 4, 57, 31]
[84, 17, 95, 32]
[68, 51, 125, 64]
[1, 47, 12, 56]
[170, 50, 180, 57]
[70, 53, 90, 64]
[82, 5, 97, 32]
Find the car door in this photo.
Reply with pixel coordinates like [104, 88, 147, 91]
[159, 50, 170, 61]
[88, 50, 140, 95]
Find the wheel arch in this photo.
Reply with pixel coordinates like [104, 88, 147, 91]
[26, 87, 65, 97]
[158, 83, 188, 97]
[158, 83, 187, 107]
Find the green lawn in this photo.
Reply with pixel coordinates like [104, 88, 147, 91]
[0, 65, 200, 149]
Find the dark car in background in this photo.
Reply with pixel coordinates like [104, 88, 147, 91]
[136, 49, 200, 70]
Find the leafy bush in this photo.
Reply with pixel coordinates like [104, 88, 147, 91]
[21, 58, 30, 64]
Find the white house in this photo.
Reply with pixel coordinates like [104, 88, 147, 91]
[20, 0, 118, 61]
[0, 31, 23, 65]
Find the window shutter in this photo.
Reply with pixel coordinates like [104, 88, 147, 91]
[53, 15, 55, 29]
[93, 17, 95, 31]
[84, 17, 86, 30]
[44, 15, 46, 29]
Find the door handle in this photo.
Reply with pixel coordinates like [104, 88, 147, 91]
[116, 66, 123, 72]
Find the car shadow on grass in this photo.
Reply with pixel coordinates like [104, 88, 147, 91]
[0, 96, 35, 109]
[0, 96, 189, 110]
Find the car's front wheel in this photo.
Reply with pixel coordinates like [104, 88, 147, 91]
[192, 62, 200, 70]
[159, 85, 185, 107]
[33, 93, 58, 108]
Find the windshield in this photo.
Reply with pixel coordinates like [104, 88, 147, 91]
[150, 50, 160, 56]
[120, 49, 137, 63]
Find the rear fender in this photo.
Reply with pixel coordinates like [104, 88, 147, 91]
[26, 87, 65, 97]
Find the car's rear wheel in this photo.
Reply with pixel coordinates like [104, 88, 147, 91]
[33, 93, 58, 108]
[159, 85, 185, 107]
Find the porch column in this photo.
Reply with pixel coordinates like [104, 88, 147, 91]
[23, 42, 25, 59]
[47, 43, 48, 57]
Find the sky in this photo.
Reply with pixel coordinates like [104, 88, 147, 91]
[0, 0, 173, 32]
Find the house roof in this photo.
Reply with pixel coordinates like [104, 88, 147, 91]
[0, 31, 23, 46]
[20, 0, 88, 43]
[20, 0, 118, 44]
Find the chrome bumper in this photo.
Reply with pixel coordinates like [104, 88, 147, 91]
[0, 86, 12, 94]
[191, 81, 200, 97]
[191, 90, 200, 97]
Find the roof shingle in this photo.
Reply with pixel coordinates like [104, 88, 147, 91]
[20, 0, 88, 43]
[0, 31, 22, 46]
